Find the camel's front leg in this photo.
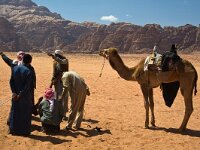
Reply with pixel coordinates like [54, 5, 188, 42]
[148, 88, 156, 127]
[141, 85, 150, 128]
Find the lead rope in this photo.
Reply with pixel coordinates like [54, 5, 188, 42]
[83, 57, 106, 121]
[94, 57, 106, 82]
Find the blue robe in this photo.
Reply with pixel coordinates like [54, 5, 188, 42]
[2, 54, 36, 111]
[9, 65, 33, 135]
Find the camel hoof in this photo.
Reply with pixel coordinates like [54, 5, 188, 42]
[151, 121, 156, 127]
[178, 127, 186, 132]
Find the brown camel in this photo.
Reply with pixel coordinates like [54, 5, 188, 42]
[99, 47, 198, 132]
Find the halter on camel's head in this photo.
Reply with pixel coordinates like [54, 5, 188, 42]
[99, 48, 117, 59]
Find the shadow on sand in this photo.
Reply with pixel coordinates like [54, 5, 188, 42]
[82, 118, 99, 124]
[32, 116, 99, 124]
[54, 127, 112, 138]
[148, 126, 200, 137]
[30, 118, 111, 142]
[29, 126, 111, 144]
[28, 134, 71, 144]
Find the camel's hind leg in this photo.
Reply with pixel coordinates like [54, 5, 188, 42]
[179, 80, 194, 131]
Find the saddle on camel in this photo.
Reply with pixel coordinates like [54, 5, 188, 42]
[144, 44, 183, 107]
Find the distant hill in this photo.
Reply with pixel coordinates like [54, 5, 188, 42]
[0, 0, 200, 53]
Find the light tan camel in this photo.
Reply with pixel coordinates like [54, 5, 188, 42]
[99, 47, 198, 132]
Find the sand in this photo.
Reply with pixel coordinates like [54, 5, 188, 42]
[0, 53, 200, 150]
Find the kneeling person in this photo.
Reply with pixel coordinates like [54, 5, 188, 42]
[38, 88, 64, 133]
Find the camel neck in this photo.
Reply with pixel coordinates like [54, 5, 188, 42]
[108, 52, 136, 81]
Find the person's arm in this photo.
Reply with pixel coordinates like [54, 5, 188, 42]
[53, 55, 67, 64]
[65, 59, 69, 71]
[0, 52, 14, 67]
[31, 66, 36, 89]
[10, 69, 19, 101]
[47, 52, 67, 64]
[38, 100, 44, 117]
[50, 62, 57, 88]
[10, 69, 16, 94]
[60, 86, 68, 100]
[60, 74, 70, 100]
[80, 77, 90, 96]
[58, 101, 65, 117]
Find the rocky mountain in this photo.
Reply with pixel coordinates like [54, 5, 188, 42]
[0, 0, 200, 53]
[0, 0, 36, 7]
[0, 15, 33, 51]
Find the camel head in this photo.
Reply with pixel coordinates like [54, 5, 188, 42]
[99, 48, 117, 59]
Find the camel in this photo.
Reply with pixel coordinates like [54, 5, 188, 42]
[99, 47, 198, 132]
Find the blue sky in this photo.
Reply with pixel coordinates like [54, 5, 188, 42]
[32, 0, 200, 27]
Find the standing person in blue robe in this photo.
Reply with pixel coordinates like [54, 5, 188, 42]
[9, 54, 34, 136]
[0, 51, 37, 122]
[0, 51, 25, 125]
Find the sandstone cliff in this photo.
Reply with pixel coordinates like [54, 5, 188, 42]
[0, 0, 200, 53]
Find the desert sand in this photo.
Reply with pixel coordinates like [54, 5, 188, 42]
[0, 52, 200, 150]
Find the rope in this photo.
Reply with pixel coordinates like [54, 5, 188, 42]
[82, 57, 106, 122]
[99, 57, 106, 77]
[94, 57, 106, 83]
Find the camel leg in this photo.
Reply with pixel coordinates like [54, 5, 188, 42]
[148, 88, 156, 127]
[179, 84, 193, 132]
[141, 85, 150, 128]
[179, 76, 193, 131]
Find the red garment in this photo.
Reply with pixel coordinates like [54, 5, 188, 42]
[44, 88, 55, 99]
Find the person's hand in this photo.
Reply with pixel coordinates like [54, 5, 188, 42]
[47, 52, 54, 57]
[47, 52, 51, 56]
[49, 84, 53, 88]
[58, 96, 62, 101]
[12, 93, 20, 101]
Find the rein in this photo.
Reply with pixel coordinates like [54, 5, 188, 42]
[99, 57, 106, 77]
[94, 57, 106, 83]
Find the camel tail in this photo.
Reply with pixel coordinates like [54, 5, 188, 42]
[194, 69, 198, 96]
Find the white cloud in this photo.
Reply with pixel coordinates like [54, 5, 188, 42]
[100, 15, 118, 22]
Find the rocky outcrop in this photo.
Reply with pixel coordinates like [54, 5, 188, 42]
[0, 0, 200, 53]
[0, 17, 30, 51]
[65, 23, 200, 53]
[0, 0, 36, 7]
